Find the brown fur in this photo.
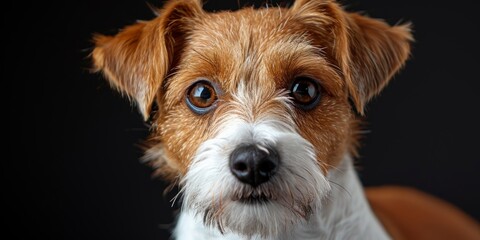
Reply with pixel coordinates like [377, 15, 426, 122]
[91, 0, 479, 238]
[367, 186, 480, 240]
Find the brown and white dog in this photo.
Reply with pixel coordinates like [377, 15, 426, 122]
[91, 0, 480, 239]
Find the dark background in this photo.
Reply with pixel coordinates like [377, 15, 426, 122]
[6, 0, 480, 239]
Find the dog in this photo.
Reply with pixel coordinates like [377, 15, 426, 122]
[91, 0, 480, 239]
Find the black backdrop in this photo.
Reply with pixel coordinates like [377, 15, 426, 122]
[6, 0, 480, 239]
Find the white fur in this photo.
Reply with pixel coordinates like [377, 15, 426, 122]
[175, 155, 390, 240]
[178, 116, 329, 237]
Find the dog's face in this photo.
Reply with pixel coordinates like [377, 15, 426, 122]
[92, 0, 411, 237]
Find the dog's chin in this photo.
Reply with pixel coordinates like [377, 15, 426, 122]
[182, 170, 329, 237]
[199, 193, 315, 238]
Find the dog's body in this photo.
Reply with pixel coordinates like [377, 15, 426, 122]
[92, 0, 480, 239]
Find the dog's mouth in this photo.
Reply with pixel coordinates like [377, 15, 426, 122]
[234, 192, 272, 204]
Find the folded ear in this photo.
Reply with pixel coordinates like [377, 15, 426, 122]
[290, 0, 413, 114]
[91, 0, 204, 120]
[344, 14, 413, 114]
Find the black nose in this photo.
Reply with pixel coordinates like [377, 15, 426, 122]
[229, 144, 279, 187]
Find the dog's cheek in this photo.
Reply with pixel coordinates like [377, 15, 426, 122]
[295, 96, 352, 170]
[159, 107, 212, 175]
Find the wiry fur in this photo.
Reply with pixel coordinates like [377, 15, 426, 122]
[92, 0, 480, 239]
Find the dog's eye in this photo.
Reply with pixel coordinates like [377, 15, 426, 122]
[290, 77, 321, 110]
[186, 80, 218, 114]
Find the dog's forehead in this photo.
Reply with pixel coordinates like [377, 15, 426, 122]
[196, 8, 292, 39]
[180, 8, 325, 91]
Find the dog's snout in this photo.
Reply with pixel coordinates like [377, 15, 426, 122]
[229, 144, 279, 187]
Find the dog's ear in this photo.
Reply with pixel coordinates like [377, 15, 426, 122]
[92, 0, 204, 120]
[291, 0, 413, 114]
[344, 14, 413, 114]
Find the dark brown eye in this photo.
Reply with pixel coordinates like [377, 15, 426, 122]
[290, 77, 321, 110]
[186, 80, 217, 114]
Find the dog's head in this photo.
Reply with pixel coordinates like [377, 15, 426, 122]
[92, 0, 412, 237]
